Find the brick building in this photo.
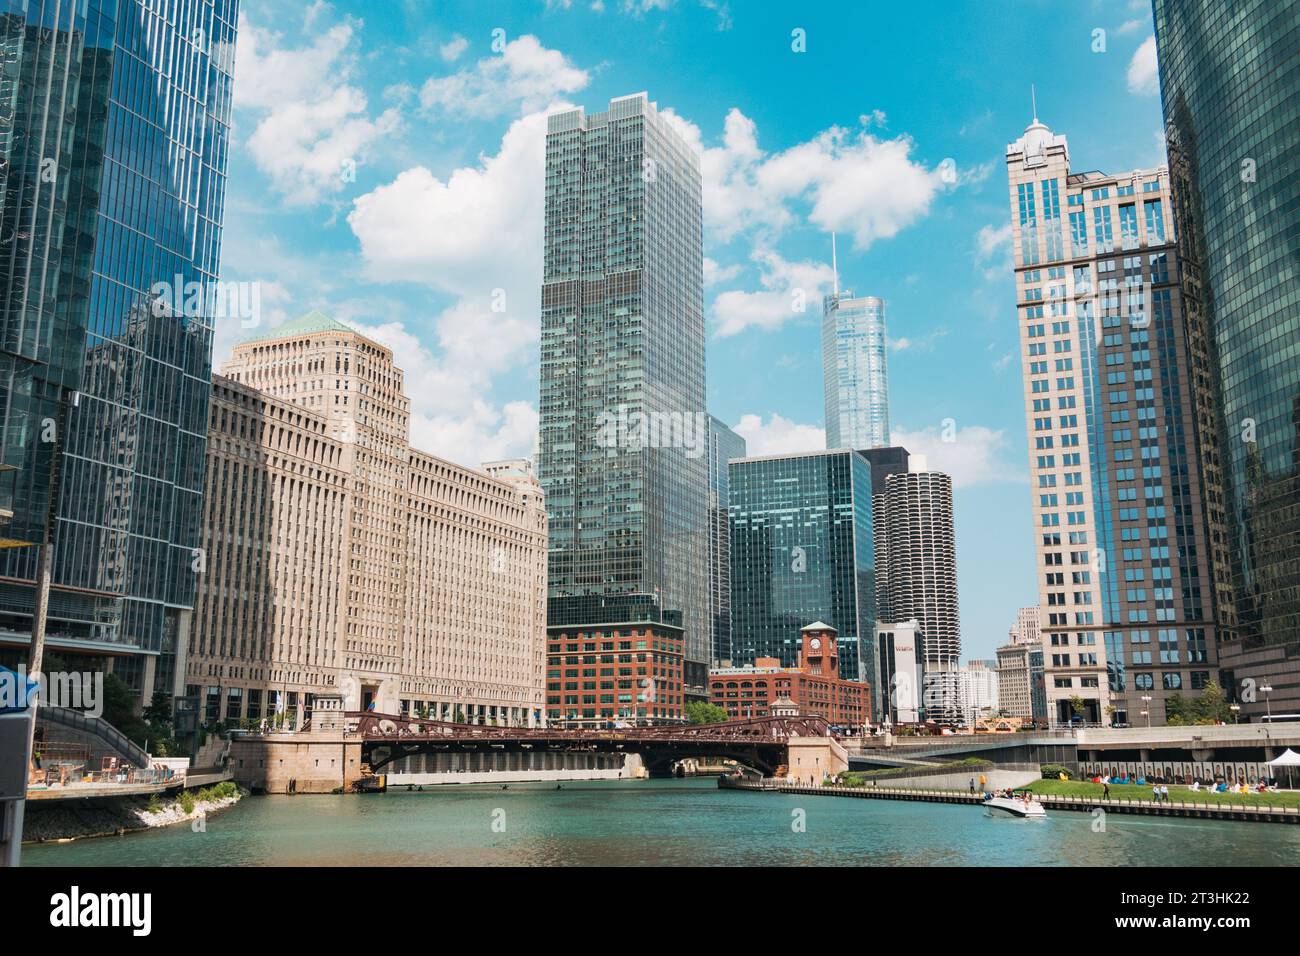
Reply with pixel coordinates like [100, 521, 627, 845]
[709, 623, 871, 729]
[546, 614, 685, 728]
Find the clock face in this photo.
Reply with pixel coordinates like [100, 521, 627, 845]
[810, 638, 822, 650]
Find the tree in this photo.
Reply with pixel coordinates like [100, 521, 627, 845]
[143, 690, 173, 726]
[1069, 695, 1086, 721]
[684, 701, 729, 725]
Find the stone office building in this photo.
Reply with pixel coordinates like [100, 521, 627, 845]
[186, 313, 547, 728]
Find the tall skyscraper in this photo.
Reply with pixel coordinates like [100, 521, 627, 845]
[1154, 0, 1300, 719]
[706, 415, 746, 664]
[537, 93, 711, 690]
[0, 0, 238, 703]
[875, 461, 962, 720]
[728, 450, 876, 691]
[823, 264, 891, 451]
[1006, 116, 1220, 727]
[194, 314, 548, 727]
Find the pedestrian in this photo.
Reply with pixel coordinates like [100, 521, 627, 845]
[978, 773, 987, 793]
[1103, 780, 1110, 799]
[969, 777, 976, 794]
[1152, 783, 1160, 802]
[1161, 784, 1169, 802]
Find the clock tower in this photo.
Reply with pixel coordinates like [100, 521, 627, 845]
[799, 622, 839, 678]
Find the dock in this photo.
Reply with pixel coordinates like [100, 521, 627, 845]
[718, 777, 1300, 824]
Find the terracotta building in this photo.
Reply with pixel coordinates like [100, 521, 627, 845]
[709, 623, 871, 729]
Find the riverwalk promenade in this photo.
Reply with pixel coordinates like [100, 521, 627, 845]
[718, 777, 1300, 824]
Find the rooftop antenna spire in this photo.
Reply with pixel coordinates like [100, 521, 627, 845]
[831, 232, 839, 297]
[1031, 84, 1038, 124]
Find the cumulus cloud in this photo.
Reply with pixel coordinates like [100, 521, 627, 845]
[729, 415, 1022, 489]
[732, 414, 826, 457]
[235, 13, 401, 207]
[975, 222, 1014, 280]
[345, 110, 553, 466]
[662, 107, 952, 248]
[711, 246, 834, 338]
[1127, 36, 1160, 97]
[420, 35, 588, 117]
[439, 34, 469, 62]
[890, 424, 1022, 489]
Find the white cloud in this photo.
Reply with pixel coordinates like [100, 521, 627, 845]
[732, 413, 825, 456]
[1116, 18, 1146, 35]
[439, 34, 469, 62]
[420, 35, 588, 117]
[890, 424, 1022, 489]
[1127, 36, 1160, 97]
[660, 107, 950, 248]
[235, 14, 401, 206]
[975, 221, 1013, 280]
[703, 256, 741, 286]
[711, 246, 834, 338]
[889, 328, 947, 352]
[727, 415, 1022, 488]
[346, 110, 553, 466]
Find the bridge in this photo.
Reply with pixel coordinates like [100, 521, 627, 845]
[346, 712, 837, 778]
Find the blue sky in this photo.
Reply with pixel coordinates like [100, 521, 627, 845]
[221, 0, 1166, 660]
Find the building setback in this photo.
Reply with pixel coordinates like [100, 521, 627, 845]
[537, 93, 710, 692]
[188, 313, 547, 728]
[1154, 0, 1300, 721]
[1006, 116, 1220, 727]
[0, 0, 238, 703]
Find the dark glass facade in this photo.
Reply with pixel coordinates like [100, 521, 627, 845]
[0, 0, 238, 701]
[706, 415, 745, 664]
[538, 94, 710, 676]
[728, 450, 875, 693]
[1154, 0, 1300, 715]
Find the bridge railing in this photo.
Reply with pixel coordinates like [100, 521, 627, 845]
[346, 712, 834, 743]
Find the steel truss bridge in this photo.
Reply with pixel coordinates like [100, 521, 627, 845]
[346, 712, 836, 777]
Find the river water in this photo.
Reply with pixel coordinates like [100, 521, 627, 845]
[21, 778, 1300, 866]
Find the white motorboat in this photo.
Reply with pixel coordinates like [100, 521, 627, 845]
[983, 794, 1047, 818]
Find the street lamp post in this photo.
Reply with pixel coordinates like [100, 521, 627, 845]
[1260, 682, 1273, 723]
[1141, 694, 1152, 728]
[1230, 703, 1240, 725]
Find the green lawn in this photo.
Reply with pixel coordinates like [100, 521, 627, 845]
[1026, 778, 1300, 809]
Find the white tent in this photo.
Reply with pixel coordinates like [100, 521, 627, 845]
[1266, 749, 1300, 789]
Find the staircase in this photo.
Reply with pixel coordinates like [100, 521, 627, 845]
[36, 706, 149, 769]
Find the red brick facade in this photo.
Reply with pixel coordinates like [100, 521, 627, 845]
[546, 622, 685, 727]
[709, 624, 870, 729]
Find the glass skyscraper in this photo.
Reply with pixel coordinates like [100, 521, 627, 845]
[0, 0, 238, 702]
[1154, 0, 1300, 717]
[538, 93, 711, 684]
[823, 291, 890, 450]
[727, 450, 876, 698]
[706, 415, 746, 664]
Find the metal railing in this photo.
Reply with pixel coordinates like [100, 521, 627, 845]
[38, 706, 150, 769]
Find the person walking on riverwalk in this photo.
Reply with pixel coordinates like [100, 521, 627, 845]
[969, 778, 976, 794]
[1103, 781, 1110, 799]
[978, 773, 986, 793]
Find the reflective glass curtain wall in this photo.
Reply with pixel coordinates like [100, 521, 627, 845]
[823, 292, 890, 450]
[0, 0, 238, 701]
[538, 94, 710, 672]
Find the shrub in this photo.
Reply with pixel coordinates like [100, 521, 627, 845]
[178, 791, 196, 815]
[1041, 763, 1072, 780]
